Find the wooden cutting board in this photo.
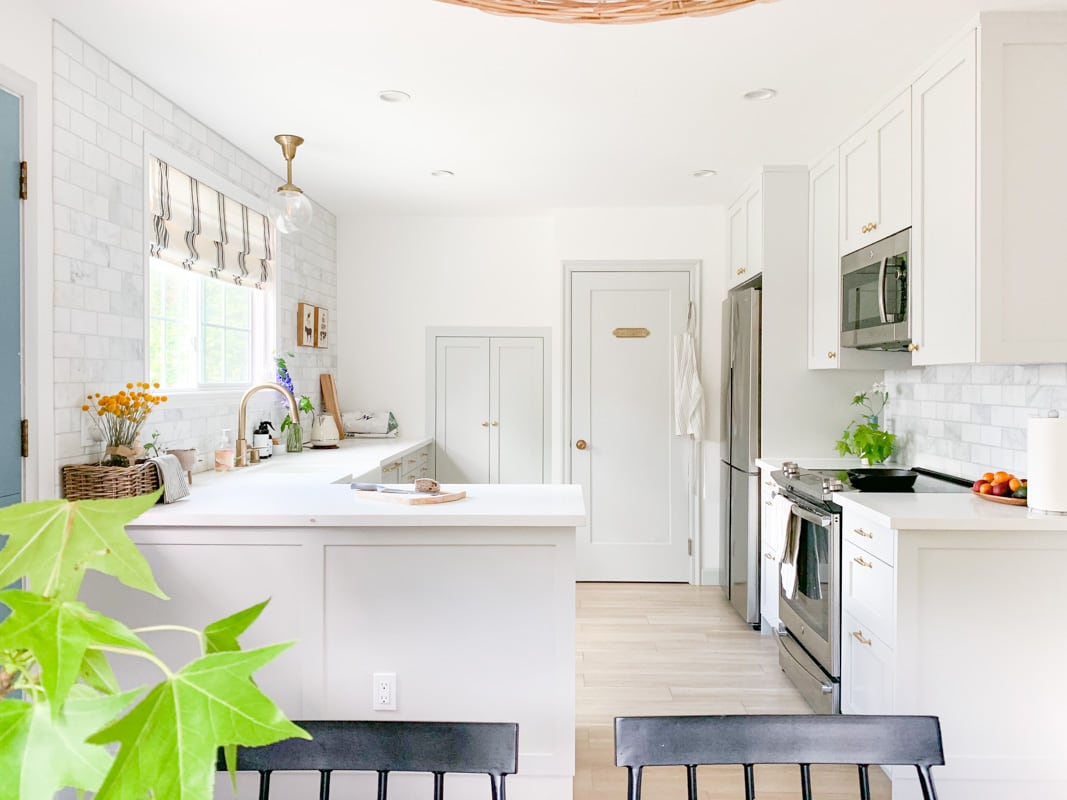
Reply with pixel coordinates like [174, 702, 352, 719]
[352, 489, 466, 505]
[319, 374, 344, 438]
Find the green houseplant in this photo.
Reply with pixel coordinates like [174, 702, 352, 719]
[835, 383, 896, 465]
[0, 491, 307, 799]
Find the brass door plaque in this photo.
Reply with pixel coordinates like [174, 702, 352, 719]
[613, 327, 650, 339]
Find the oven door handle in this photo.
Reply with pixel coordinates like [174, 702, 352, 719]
[790, 504, 832, 529]
[877, 256, 889, 324]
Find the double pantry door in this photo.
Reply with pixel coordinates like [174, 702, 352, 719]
[433, 335, 546, 484]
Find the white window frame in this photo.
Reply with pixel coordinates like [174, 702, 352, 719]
[143, 135, 277, 408]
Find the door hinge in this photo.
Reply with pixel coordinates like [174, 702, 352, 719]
[19, 162, 27, 200]
[20, 419, 28, 457]
[687, 539, 693, 556]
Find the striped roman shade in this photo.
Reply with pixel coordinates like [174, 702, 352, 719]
[149, 157, 274, 289]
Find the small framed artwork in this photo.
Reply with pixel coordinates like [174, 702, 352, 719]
[315, 306, 329, 349]
[297, 302, 316, 347]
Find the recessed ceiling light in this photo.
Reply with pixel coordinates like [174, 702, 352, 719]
[378, 89, 412, 103]
[431, 170, 454, 178]
[743, 88, 778, 101]
[692, 169, 718, 178]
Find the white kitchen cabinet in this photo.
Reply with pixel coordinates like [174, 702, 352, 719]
[726, 184, 762, 288]
[758, 468, 779, 632]
[807, 149, 911, 371]
[379, 441, 434, 483]
[841, 610, 894, 716]
[910, 17, 1067, 364]
[433, 335, 546, 484]
[838, 89, 911, 256]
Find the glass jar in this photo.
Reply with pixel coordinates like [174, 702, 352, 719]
[286, 423, 303, 453]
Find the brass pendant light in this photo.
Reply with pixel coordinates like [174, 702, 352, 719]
[433, 0, 767, 24]
[269, 134, 313, 235]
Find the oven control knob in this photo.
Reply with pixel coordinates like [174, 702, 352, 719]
[827, 479, 845, 492]
[782, 461, 799, 476]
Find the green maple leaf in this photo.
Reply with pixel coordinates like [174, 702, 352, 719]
[88, 642, 309, 800]
[0, 689, 140, 800]
[0, 492, 165, 600]
[79, 647, 119, 695]
[0, 590, 148, 713]
[204, 598, 269, 654]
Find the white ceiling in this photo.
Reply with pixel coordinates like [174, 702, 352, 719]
[40, 0, 1067, 215]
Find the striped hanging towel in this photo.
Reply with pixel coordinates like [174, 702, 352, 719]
[673, 302, 704, 439]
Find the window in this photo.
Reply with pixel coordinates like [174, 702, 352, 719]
[148, 258, 263, 389]
[146, 154, 275, 391]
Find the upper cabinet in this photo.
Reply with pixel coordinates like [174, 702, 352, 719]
[727, 184, 763, 289]
[911, 14, 1067, 364]
[838, 90, 911, 256]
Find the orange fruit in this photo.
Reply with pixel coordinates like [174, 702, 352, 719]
[979, 483, 993, 494]
[981, 472, 995, 482]
[992, 471, 1011, 485]
[1009, 478, 1022, 492]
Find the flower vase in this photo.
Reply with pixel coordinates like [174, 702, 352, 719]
[286, 423, 303, 453]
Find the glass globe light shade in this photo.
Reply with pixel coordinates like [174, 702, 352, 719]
[269, 189, 313, 235]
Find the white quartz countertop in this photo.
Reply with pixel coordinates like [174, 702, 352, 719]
[130, 439, 586, 528]
[835, 491, 1067, 531]
[755, 456, 867, 472]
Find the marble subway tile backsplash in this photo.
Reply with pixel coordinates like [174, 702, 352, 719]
[884, 364, 1067, 479]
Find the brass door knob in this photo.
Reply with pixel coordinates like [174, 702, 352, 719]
[827, 351, 837, 359]
[575, 439, 588, 450]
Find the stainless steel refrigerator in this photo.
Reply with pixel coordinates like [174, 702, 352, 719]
[720, 285, 761, 627]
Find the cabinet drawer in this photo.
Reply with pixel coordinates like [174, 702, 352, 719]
[842, 540, 895, 647]
[841, 611, 894, 716]
[843, 510, 895, 566]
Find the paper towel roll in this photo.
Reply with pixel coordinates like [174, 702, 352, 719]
[1027, 416, 1067, 513]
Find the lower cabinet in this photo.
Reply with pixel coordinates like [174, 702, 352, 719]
[758, 468, 779, 631]
[380, 442, 434, 483]
[841, 610, 894, 715]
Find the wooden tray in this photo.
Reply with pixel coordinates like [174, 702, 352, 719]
[972, 490, 1027, 506]
[353, 489, 466, 505]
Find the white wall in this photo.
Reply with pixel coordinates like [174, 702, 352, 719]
[337, 206, 728, 577]
[0, 2, 55, 501]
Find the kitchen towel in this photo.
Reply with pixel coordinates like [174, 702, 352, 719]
[343, 411, 398, 435]
[147, 454, 190, 503]
[779, 513, 801, 600]
[673, 302, 704, 439]
[767, 493, 793, 559]
[1027, 414, 1067, 513]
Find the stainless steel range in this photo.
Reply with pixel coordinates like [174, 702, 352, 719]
[768, 462, 971, 713]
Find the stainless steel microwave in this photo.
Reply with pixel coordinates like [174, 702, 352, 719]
[841, 227, 910, 350]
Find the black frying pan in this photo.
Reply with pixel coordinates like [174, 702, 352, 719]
[847, 468, 918, 492]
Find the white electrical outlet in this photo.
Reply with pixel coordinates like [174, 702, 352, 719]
[372, 672, 396, 711]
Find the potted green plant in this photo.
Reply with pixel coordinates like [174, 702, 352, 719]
[835, 382, 896, 465]
[0, 491, 307, 799]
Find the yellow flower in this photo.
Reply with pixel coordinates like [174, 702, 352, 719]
[81, 405, 89, 411]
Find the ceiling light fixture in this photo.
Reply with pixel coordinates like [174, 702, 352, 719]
[692, 169, 718, 178]
[433, 0, 765, 24]
[378, 89, 412, 103]
[431, 170, 455, 177]
[743, 87, 778, 101]
[268, 134, 313, 235]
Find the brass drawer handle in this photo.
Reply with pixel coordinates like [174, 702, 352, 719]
[869, 221, 878, 231]
[908, 342, 920, 352]
[737, 267, 746, 275]
[827, 351, 837, 359]
[853, 556, 873, 569]
[852, 630, 872, 646]
[481, 421, 489, 427]
[854, 528, 873, 539]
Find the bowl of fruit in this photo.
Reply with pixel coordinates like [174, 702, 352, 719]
[972, 471, 1027, 505]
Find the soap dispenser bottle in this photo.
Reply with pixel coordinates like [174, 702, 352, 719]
[215, 428, 235, 472]
[253, 421, 275, 459]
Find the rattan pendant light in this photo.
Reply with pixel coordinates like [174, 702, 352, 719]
[433, 0, 767, 24]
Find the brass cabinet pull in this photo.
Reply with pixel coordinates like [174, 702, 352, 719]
[737, 267, 746, 275]
[861, 224, 868, 233]
[853, 556, 873, 569]
[907, 342, 920, 352]
[575, 439, 588, 450]
[491, 421, 498, 427]
[481, 421, 489, 427]
[869, 221, 878, 231]
[827, 351, 837, 359]
[852, 630, 872, 646]
[765, 500, 773, 507]
[854, 528, 873, 539]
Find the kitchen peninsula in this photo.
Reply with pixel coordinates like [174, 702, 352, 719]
[81, 440, 584, 800]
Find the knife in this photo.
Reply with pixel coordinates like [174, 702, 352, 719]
[352, 479, 441, 494]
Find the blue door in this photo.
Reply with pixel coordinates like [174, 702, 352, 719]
[0, 88, 22, 509]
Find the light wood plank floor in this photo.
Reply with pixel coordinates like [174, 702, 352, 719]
[574, 582, 892, 800]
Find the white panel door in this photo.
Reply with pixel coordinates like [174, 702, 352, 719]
[490, 337, 544, 483]
[571, 271, 691, 582]
[435, 337, 490, 483]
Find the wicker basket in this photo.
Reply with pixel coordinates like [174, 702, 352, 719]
[61, 462, 161, 501]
